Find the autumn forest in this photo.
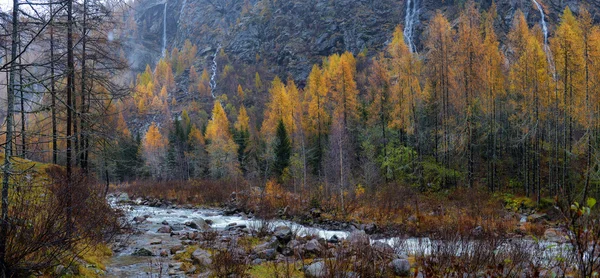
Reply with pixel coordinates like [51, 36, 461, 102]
[4, 0, 600, 276]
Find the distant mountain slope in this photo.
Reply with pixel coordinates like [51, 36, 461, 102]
[125, 0, 596, 80]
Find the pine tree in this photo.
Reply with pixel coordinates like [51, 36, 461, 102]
[273, 119, 291, 179]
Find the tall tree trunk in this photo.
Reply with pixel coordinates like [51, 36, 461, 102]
[0, 0, 19, 274]
[79, 0, 87, 172]
[50, 2, 57, 164]
[66, 0, 74, 237]
[18, 40, 25, 158]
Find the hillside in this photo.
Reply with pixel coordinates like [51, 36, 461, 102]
[125, 0, 594, 80]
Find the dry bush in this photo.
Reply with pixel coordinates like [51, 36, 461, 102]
[122, 179, 243, 205]
[210, 240, 250, 277]
[4, 165, 120, 276]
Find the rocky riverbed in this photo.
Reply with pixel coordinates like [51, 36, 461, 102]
[104, 193, 574, 277]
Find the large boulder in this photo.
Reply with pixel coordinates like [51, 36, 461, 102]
[304, 261, 327, 278]
[191, 249, 212, 267]
[157, 225, 172, 233]
[185, 218, 210, 231]
[389, 258, 410, 276]
[304, 239, 322, 255]
[116, 193, 130, 203]
[363, 223, 378, 235]
[132, 248, 154, 256]
[274, 226, 293, 244]
[347, 230, 369, 247]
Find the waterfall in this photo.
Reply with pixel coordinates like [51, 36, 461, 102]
[162, 2, 167, 57]
[403, 0, 418, 53]
[532, 0, 555, 76]
[178, 0, 187, 25]
[532, 0, 548, 48]
[209, 44, 222, 99]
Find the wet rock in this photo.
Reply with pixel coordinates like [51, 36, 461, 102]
[157, 225, 172, 233]
[133, 216, 146, 223]
[304, 239, 321, 254]
[328, 235, 340, 244]
[132, 248, 154, 256]
[170, 245, 185, 254]
[185, 218, 210, 231]
[347, 230, 369, 246]
[257, 248, 277, 260]
[185, 265, 197, 274]
[363, 223, 378, 235]
[281, 247, 294, 256]
[304, 261, 327, 278]
[389, 258, 411, 276]
[372, 241, 394, 259]
[191, 249, 212, 267]
[274, 226, 293, 244]
[160, 250, 169, 257]
[471, 226, 484, 237]
[171, 224, 185, 231]
[161, 220, 169, 225]
[150, 238, 162, 245]
[116, 193, 130, 203]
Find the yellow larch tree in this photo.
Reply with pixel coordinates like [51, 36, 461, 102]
[143, 122, 167, 178]
[205, 101, 240, 179]
[262, 76, 291, 141]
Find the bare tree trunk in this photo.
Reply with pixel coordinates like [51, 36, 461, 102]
[79, 0, 87, 172]
[50, 2, 57, 164]
[0, 0, 19, 273]
[18, 40, 25, 158]
[66, 0, 74, 237]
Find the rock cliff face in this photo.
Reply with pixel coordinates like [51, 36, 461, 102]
[125, 0, 598, 80]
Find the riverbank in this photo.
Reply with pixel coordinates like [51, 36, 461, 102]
[105, 192, 575, 277]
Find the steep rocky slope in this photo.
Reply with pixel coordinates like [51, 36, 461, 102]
[125, 0, 599, 80]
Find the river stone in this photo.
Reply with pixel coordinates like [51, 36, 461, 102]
[150, 238, 162, 245]
[132, 248, 154, 256]
[160, 249, 169, 257]
[389, 258, 410, 276]
[304, 261, 327, 278]
[347, 230, 369, 246]
[274, 226, 293, 244]
[257, 248, 277, 260]
[170, 245, 185, 254]
[363, 223, 378, 235]
[328, 235, 340, 244]
[157, 225, 172, 233]
[304, 239, 321, 254]
[191, 249, 212, 267]
[186, 218, 210, 230]
[372, 241, 394, 258]
[161, 220, 169, 225]
[133, 216, 146, 223]
[116, 193, 130, 203]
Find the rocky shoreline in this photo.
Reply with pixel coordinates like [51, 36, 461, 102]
[104, 193, 575, 277]
[106, 193, 414, 277]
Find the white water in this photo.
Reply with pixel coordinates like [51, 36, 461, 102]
[110, 197, 572, 258]
[403, 0, 418, 53]
[178, 0, 187, 26]
[532, 0, 555, 75]
[209, 44, 221, 99]
[162, 2, 167, 57]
